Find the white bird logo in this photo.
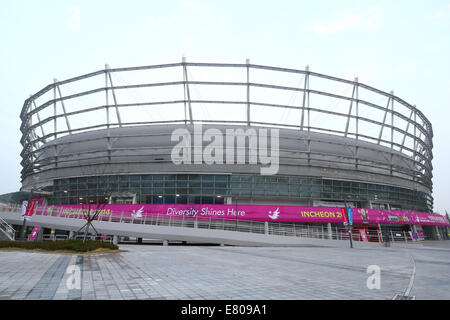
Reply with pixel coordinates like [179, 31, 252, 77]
[268, 208, 280, 220]
[132, 206, 144, 218]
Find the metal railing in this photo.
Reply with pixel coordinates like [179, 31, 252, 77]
[42, 234, 69, 241]
[1, 204, 429, 244]
[72, 234, 114, 243]
[0, 215, 16, 240]
[31, 206, 390, 243]
[41, 233, 114, 243]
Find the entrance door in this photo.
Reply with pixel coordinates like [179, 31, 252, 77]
[110, 193, 136, 204]
[353, 225, 381, 242]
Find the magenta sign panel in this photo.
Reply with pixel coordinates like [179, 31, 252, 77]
[33, 204, 450, 226]
[351, 208, 449, 226]
[28, 226, 41, 241]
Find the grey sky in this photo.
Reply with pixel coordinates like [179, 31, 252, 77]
[0, 1, 449, 213]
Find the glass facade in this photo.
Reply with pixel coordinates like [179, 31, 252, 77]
[48, 174, 433, 212]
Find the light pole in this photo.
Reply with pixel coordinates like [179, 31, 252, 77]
[344, 200, 354, 249]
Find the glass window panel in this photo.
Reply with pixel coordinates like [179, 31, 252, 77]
[231, 176, 241, 182]
[78, 183, 87, 190]
[189, 181, 201, 188]
[333, 180, 342, 187]
[165, 188, 176, 195]
[142, 181, 153, 188]
[301, 178, 311, 185]
[215, 182, 228, 188]
[202, 175, 214, 182]
[215, 175, 228, 182]
[189, 175, 201, 182]
[176, 180, 188, 187]
[300, 192, 311, 198]
[289, 177, 300, 184]
[153, 196, 164, 204]
[141, 187, 152, 194]
[176, 196, 188, 204]
[202, 197, 214, 204]
[215, 197, 225, 204]
[176, 188, 187, 194]
[87, 177, 98, 183]
[165, 196, 176, 204]
[279, 186, 289, 195]
[203, 182, 214, 188]
[254, 176, 265, 183]
[215, 188, 227, 195]
[177, 174, 189, 181]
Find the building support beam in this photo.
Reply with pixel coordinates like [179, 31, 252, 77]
[377, 93, 393, 145]
[344, 81, 357, 137]
[246, 58, 250, 126]
[54, 79, 72, 135]
[300, 66, 309, 131]
[400, 109, 414, 153]
[105, 66, 122, 127]
[182, 57, 193, 124]
[31, 99, 46, 142]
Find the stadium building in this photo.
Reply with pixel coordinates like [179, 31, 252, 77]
[13, 59, 449, 242]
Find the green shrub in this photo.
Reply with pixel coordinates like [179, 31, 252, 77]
[0, 240, 118, 252]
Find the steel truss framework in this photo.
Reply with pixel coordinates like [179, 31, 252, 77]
[20, 59, 433, 199]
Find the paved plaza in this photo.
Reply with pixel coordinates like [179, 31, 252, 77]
[0, 241, 449, 300]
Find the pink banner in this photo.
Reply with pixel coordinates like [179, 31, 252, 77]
[351, 208, 449, 226]
[28, 226, 40, 241]
[22, 200, 36, 220]
[32, 204, 450, 226]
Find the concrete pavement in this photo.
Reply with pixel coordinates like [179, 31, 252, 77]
[0, 241, 449, 300]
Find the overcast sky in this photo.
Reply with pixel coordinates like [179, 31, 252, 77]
[0, 0, 449, 213]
